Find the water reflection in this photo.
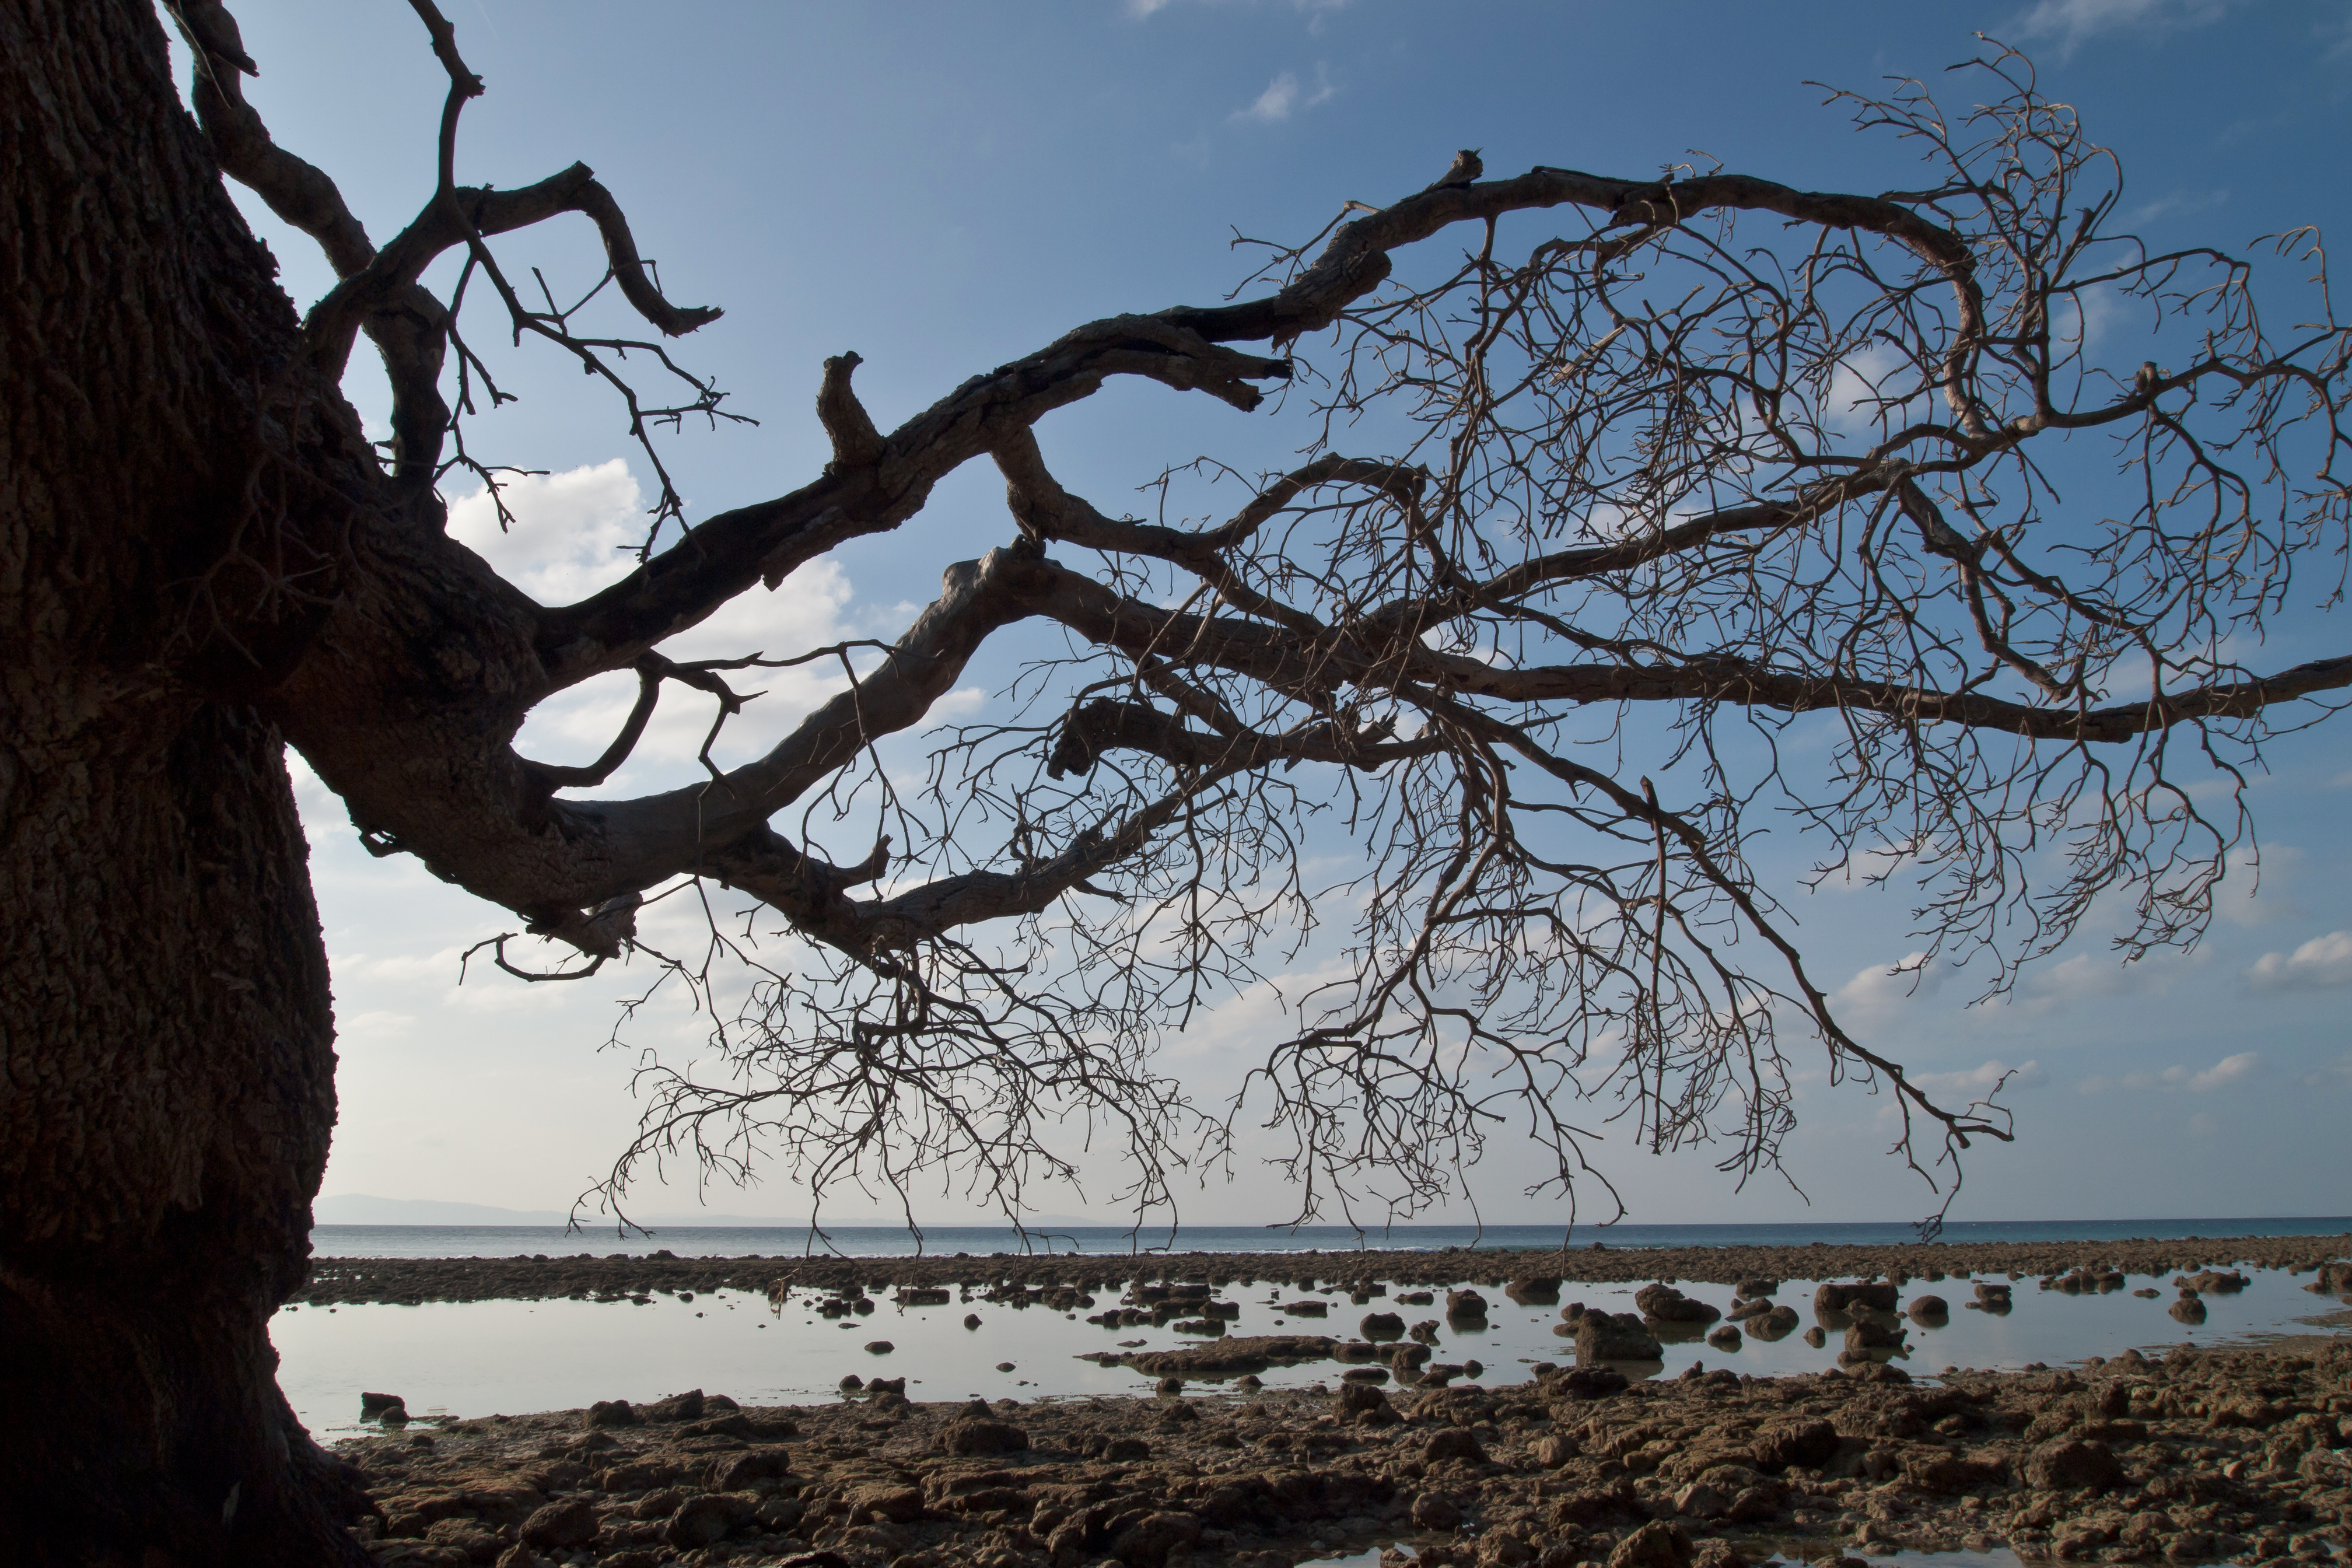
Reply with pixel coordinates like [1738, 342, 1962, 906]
[272, 1262, 2348, 1439]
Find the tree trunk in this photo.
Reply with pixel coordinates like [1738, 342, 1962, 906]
[1, 1, 373, 1560]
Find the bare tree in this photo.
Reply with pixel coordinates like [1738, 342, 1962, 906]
[4, 2, 2347, 1558]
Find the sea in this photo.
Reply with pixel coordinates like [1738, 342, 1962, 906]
[307, 1215, 2352, 1260]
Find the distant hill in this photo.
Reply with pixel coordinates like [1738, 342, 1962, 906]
[312, 1194, 1111, 1228]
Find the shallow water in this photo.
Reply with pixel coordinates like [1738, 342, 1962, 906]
[307, 1217, 2352, 1261]
[272, 1260, 2348, 1439]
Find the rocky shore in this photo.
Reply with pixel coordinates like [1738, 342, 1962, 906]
[301, 1235, 2352, 1307]
[346, 1335, 2352, 1568]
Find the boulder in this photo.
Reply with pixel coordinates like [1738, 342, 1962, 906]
[845, 1483, 925, 1524]
[1706, 1324, 1742, 1352]
[1534, 1433, 1580, 1468]
[1545, 1366, 1629, 1401]
[1907, 1295, 1949, 1325]
[643, 1388, 704, 1422]
[940, 1418, 1030, 1455]
[1574, 1309, 1664, 1365]
[1746, 1304, 1800, 1340]
[2024, 1438, 2121, 1492]
[708, 1447, 793, 1489]
[359, 1391, 407, 1419]
[1608, 1519, 1693, 1568]
[2169, 1296, 2208, 1325]
[1108, 1510, 1202, 1568]
[1814, 1281, 1899, 1314]
[1749, 1418, 1840, 1472]
[1634, 1283, 1721, 1324]
[666, 1492, 756, 1549]
[863, 1340, 894, 1354]
[584, 1399, 640, 1429]
[1334, 1382, 1398, 1425]
[1410, 1493, 1464, 1530]
[1446, 1289, 1490, 1321]
[1361, 1311, 1406, 1339]
[1425, 1427, 1488, 1464]
[1734, 1278, 1777, 1299]
[520, 1500, 598, 1550]
[1505, 1277, 1562, 1306]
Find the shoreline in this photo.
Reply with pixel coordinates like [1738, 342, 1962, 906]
[345, 1337, 2352, 1568]
[301, 1232, 2352, 1307]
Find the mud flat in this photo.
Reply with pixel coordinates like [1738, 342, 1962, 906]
[342, 1335, 2352, 1568]
[299, 1234, 2352, 1307]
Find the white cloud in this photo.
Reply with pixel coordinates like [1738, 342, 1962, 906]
[2186, 1051, 2259, 1091]
[1911, 1058, 2047, 1099]
[2246, 929, 2352, 991]
[442, 461, 888, 784]
[2301, 1054, 2352, 1090]
[1826, 951, 1941, 1034]
[2212, 845, 2305, 929]
[2077, 1050, 2259, 1096]
[2010, 0, 2244, 58]
[1231, 64, 1334, 124]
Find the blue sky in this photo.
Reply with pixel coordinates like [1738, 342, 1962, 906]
[194, 0, 2352, 1228]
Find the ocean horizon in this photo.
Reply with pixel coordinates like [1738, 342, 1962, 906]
[309, 1214, 2352, 1260]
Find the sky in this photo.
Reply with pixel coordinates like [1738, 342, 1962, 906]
[186, 0, 2352, 1231]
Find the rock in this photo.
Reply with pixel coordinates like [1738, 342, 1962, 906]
[1840, 1359, 1910, 1385]
[1280, 1298, 1330, 1317]
[1750, 1418, 1840, 1471]
[643, 1388, 704, 1422]
[1706, 1324, 1742, 1352]
[863, 1339, 894, 1354]
[708, 1446, 793, 1489]
[360, 1391, 407, 1419]
[1747, 1304, 1800, 1340]
[1973, 1281, 2011, 1303]
[1690, 1540, 1749, 1568]
[1608, 1518, 1693, 1568]
[1335, 1381, 1398, 1424]
[1574, 1308, 1664, 1364]
[666, 1492, 756, 1549]
[1109, 1510, 1202, 1568]
[1842, 1318, 1906, 1356]
[2024, 1438, 2122, 1492]
[838, 1374, 863, 1390]
[1634, 1283, 1721, 1324]
[520, 1499, 598, 1550]
[1900, 1449, 2007, 1494]
[1446, 1289, 1489, 1321]
[866, 1376, 905, 1395]
[940, 1418, 1029, 1455]
[1534, 1433, 1580, 1467]
[1410, 1319, 1442, 1344]
[1545, 1366, 1628, 1400]
[584, 1399, 640, 1429]
[2169, 1296, 2207, 1324]
[2176, 1269, 2246, 1293]
[1155, 1376, 1185, 1396]
[1119, 1333, 1335, 1377]
[1672, 1480, 1731, 1519]
[994, 1361, 1016, 1371]
[1735, 1277, 1777, 1298]
[1907, 1294, 1949, 1324]
[1411, 1493, 1464, 1530]
[1814, 1281, 1899, 1314]
[1361, 1311, 1406, 1339]
[845, 1483, 925, 1524]
[1426, 1427, 1488, 1464]
[1802, 1326, 1827, 1348]
[963, 1313, 982, 1328]
[1505, 1277, 1562, 1305]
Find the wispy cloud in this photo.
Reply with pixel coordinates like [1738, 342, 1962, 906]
[1131, 0, 1350, 18]
[1231, 64, 1335, 124]
[2246, 929, 2352, 991]
[2009, 0, 2245, 59]
[2077, 1050, 2260, 1095]
[1912, 1058, 2048, 1098]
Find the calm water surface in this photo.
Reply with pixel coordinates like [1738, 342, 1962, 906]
[274, 1251, 2351, 1438]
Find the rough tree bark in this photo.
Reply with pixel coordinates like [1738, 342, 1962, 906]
[0, 1, 374, 1561]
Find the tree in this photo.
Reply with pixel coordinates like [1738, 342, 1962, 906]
[5, 0, 2348, 1558]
